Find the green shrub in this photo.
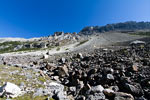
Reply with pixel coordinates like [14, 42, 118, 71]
[76, 40, 88, 47]
[130, 31, 150, 36]
[56, 47, 60, 51]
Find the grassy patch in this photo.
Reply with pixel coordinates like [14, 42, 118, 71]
[0, 41, 31, 54]
[0, 41, 61, 54]
[0, 41, 22, 53]
[0, 66, 26, 86]
[130, 31, 150, 36]
[38, 76, 46, 83]
[0, 41, 21, 47]
[14, 94, 51, 100]
[0, 65, 54, 99]
[65, 48, 69, 50]
[76, 40, 89, 47]
[0, 94, 54, 100]
[56, 47, 60, 51]
[0, 41, 49, 54]
[17, 48, 40, 52]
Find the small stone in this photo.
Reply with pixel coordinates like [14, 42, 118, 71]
[103, 68, 114, 74]
[103, 89, 114, 97]
[76, 95, 86, 100]
[86, 84, 92, 90]
[53, 91, 69, 100]
[45, 63, 56, 71]
[43, 54, 49, 59]
[19, 82, 25, 90]
[77, 80, 84, 89]
[87, 92, 105, 100]
[60, 57, 66, 64]
[58, 65, 69, 77]
[20, 82, 25, 87]
[128, 64, 139, 72]
[109, 86, 119, 92]
[53, 76, 59, 81]
[48, 82, 64, 94]
[77, 53, 84, 59]
[33, 88, 44, 97]
[136, 96, 147, 100]
[124, 83, 143, 96]
[91, 85, 104, 92]
[69, 87, 76, 95]
[132, 65, 138, 72]
[148, 81, 150, 86]
[114, 92, 134, 100]
[107, 74, 114, 80]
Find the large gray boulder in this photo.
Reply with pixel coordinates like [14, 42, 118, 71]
[91, 85, 104, 92]
[13, 45, 23, 51]
[86, 85, 105, 100]
[87, 92, 105, 100]
[47, 82, 69, 100]
[0, 82, 22, 98]
[47, 82, 64, 94]
[33, 88, 52, 97]
[124, 83, 144, 96]
[130, 40, 146, 45]
[39, 42, 48, 48]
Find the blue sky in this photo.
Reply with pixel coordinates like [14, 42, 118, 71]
[0, 0, 150, 38]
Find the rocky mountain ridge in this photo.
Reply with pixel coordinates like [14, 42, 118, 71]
[79, 21, 150, 35]
[0, 21, 150, 54]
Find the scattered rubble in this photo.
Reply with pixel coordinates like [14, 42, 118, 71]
[41, 44, 150, 100]
[0, 41, 150, 99]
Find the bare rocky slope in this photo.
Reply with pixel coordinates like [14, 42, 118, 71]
[0, 22, 150, 100]
[0, 32, 146, 66]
